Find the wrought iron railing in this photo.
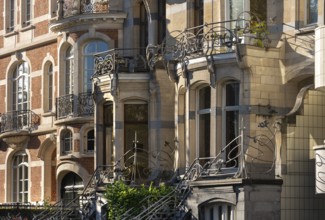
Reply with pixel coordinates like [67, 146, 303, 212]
[146, 12, 271, 70]
[0, 110, 40, 133]
[58, 0, 110, 18]
[93, 48, 149, 77]
[132, 120, 277, 219]
[56, 92, 93, 119]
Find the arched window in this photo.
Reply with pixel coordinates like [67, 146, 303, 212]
[86, 129, 95, 152]
[44, 62, 54, 112]
[200, 202, 234, 220]
[61, 129, 73, 153]
[6, 0, 16, 32]
[83, 40, 108, 93]
[12, 62, 30, 112]
[61, 172, 83, 203]
[197, 86, 211, 162]
[65, 46, 74, 95]
[12, 151, 29, 202]
[22, 0, 32, 26]
[124, 102, 148, 170]
[223, 81, 240, 167]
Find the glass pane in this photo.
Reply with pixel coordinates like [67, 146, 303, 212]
[226, 110, 239, 167]
[308, 0, 318, 24]
[199, 87, 211, 110]
[98, 41, 109, 51]
[124, 104, 148, 123]
[250, 0, 267, 21]
[229, 0, 243, 20]
[87, 130, 95, 151]
[225, 83, 239, 106]
[199, 114, 210, 159]
[124, 104, 148, 171]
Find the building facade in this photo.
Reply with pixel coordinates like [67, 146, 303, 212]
[0, 0, 324, 219]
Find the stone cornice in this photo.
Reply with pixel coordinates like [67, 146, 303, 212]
[49, 12, 127, 33]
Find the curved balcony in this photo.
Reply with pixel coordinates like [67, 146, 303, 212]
[93, 48, 149, 77]
[0, 110, 40, 149]
[50, 0, 127, 32]
[55, 92, 94, 125]
[0, 110, 40, 133]
[146, 12, 271, 77]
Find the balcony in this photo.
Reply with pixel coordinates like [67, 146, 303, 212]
[60, 0, 110, 18]
[0, 110, 40, 133]
[146, 13, 271, 71]
[56, 92, 94, 121]
[0, 110, 40, 149]
[50, 0, 127, 32]
[93, 48, 149, 77]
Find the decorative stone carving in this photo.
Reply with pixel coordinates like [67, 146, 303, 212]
[2, 131, 30, 150]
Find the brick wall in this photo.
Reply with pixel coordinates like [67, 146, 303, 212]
[34, 0, 49, 17]
[26, 43, 58, 71]
[31, 76, 42, 110]
[34, 20, 50, 38]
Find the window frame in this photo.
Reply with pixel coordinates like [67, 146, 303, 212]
[196, 85, 211, 160]
[6, 0, 16, 32]
[222, 81, 240, 168]
[12, 62, 30, 113]
[61, 129, 73, 154]
[12, 151, 29, 203]
[86, 129, 95, 153]
[200, 202, 235, 220]
[21, 0, 32, 27]
[306, 0, 318, 25]
[64, 46, 74, 95]
[43, 62, 54, 112]
[82, 40, 108, 93]
[123, 101, 149, 168]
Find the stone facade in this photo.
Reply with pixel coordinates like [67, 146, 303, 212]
[0, 0, 325, 220]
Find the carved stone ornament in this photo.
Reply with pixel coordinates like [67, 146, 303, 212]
[2, 131, 30, 150]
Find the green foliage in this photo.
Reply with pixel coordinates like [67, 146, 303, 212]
[105, 181, 173, 220]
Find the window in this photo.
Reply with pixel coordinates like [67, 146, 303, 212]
[12, 62, 30, 112]
[7, 0, 15, 32]
[194, 0, 204, 28]
[65, 46, 74, 95]
[226, 0, 266, 28]
[61, 172, 83, 204]
[200, 203, 234, 220]
[307, 0, 318, 24]
[44, 62, 54, 112]
[62, 129, 73, 153]
[104, 102, 114, 165]
[124, 103, 148, 171]
[157, 0, 166, 43]
[22, 0, 32, 26]
[223, 82, 239, 167]
[139, 2, 148, 55]
[86, 129, 95, 152]
[13, 151, 29, 202]
[197, 86, 211, 162]
[83, 40, 108, 93]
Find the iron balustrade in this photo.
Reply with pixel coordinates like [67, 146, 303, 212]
[56, 92, 94, 119]
[0, 110, 40, 133]
[146, 13, 271, 70]
[58, 0, 110, 18]
[93, 48, 149, 77]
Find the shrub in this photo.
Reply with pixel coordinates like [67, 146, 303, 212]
[105, 181, 173, 219]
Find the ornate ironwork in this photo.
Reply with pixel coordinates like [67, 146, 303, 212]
[77, 92, 94, 116]
[146, 12, 271, 71]
[61, 0, 110, 18]
[93, 48, 149, 77]
[56, 94, 74, 119]
[0, 110, 40, 133]
[56, 93, 94, 119]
